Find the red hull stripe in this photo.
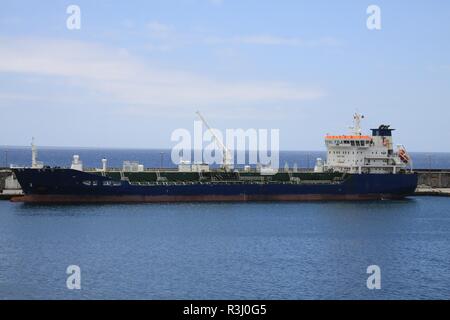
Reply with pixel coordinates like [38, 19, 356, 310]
[11, 194, 406, 203]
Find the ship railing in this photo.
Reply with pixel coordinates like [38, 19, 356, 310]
[84, 167, 314, 173]
[128, 179, 339, 186]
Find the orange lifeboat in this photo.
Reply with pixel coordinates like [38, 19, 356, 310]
[399, 149, 410, 164]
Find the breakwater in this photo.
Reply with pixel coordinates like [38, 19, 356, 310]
[415, 169, 450, 188]
[414, 169, 450, 196]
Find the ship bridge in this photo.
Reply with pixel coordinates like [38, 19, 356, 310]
[319, 114, 411, 174]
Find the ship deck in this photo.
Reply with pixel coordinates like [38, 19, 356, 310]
[83, 169, 348, 186]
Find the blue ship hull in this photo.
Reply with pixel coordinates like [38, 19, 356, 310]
[11, 168, 418, 203]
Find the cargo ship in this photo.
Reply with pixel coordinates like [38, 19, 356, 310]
[11, 113, 418, 203]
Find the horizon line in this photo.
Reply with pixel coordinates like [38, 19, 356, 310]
[0, 145, 448, 154]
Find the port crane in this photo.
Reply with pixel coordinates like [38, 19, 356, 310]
[195, 111, 233, 171]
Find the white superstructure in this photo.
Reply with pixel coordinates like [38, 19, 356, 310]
[320, 113, 411, 174]
[123, 161, 144, 172]
[178, 160, 210, 172]
[71, 155, 83, 171]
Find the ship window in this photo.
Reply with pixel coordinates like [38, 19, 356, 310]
[351, 141, 355, 146]
[103, 180, 121, 186]
[355, 141, 360, 146]
[361, 141, 365, 146]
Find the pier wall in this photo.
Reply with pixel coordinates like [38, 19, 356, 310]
[416, 170, 450, 188]
[0, 169, 11, 191]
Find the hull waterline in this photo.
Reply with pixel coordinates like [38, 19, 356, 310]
[11, 193, 409, 203]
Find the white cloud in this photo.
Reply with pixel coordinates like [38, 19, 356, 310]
[0, 36, 325, 112]
[205, 35, 341, 47]
[143, 19, 340, 50]
[146, 21, 173, 39]
[142, 19, 340, 55]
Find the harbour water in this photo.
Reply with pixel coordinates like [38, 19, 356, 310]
[1, 197, 450, 299]
[1, 148, 450, 299]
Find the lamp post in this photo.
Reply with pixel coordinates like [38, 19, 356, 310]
[160, 152, 164, 169]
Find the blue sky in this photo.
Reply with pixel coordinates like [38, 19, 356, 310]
[0, 0, 449, 151]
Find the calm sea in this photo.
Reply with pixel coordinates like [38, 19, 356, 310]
[0, 147, 450, 299]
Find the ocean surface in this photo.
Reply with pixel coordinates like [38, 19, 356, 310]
[1, 148, 450, 299]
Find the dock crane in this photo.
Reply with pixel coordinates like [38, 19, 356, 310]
[196, 111, 233, 171]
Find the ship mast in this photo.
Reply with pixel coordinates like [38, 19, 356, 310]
[196, 111, 232, 171]
[350, 112, 364, 136]
[31, 137, 38, 168]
